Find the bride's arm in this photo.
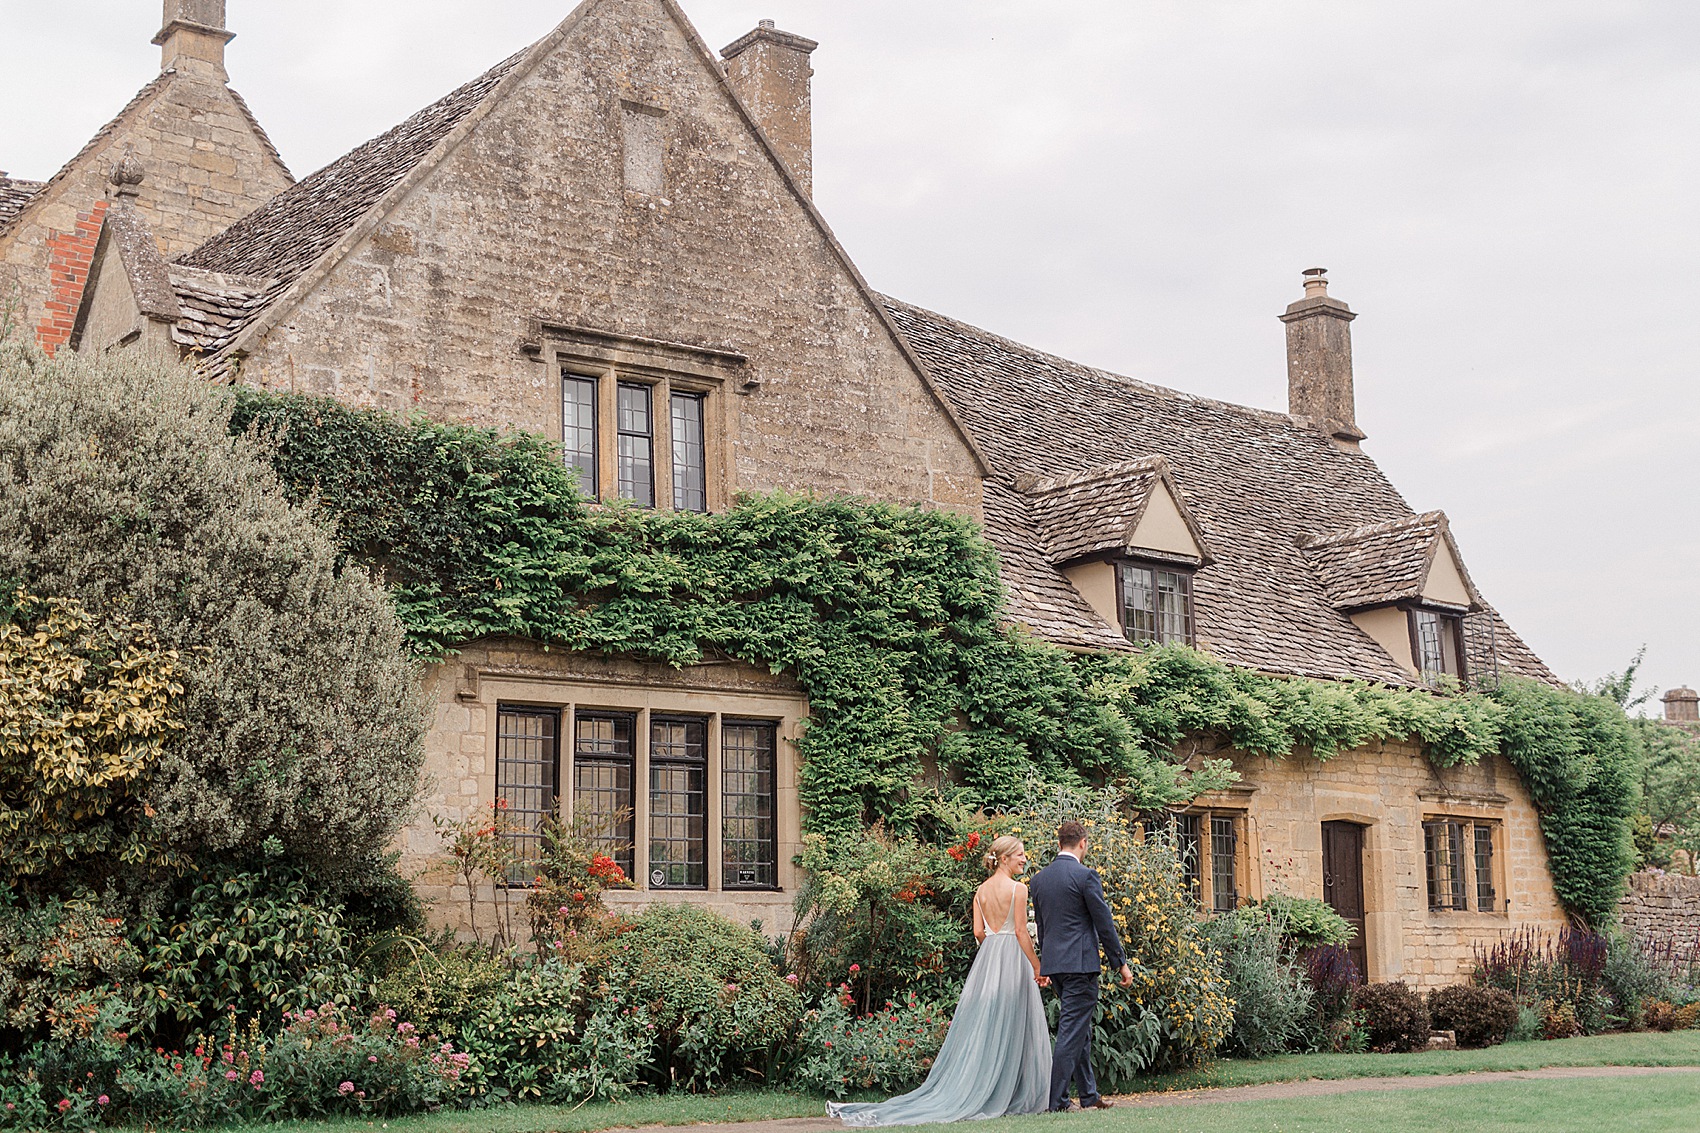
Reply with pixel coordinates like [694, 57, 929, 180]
[972, 894, 986, 943]
[1015, 884, 1043, 978]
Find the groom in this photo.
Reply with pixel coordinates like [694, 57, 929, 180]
[1029, 820, 1135, 1112]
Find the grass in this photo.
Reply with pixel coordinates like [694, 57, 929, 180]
[115, 1031, 1700, 1133]
[1130, 1028, 1700, 1093]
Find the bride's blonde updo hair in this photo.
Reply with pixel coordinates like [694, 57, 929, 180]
[982, 835, 1023, 874]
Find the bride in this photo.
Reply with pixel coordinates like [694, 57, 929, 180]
[827, 836, 1052, 1126]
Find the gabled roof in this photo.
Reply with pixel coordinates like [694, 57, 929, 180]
[1300, 511, 1482, 612]
[984, 482, 1135, 653]
[1018, 456, 1212, 567]
[882, 296, 1557, 686]
[0, 174, 44, 228]
[172, 48, 524, 367]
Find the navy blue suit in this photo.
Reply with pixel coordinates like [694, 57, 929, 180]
[1028, 851, 1128, 1110]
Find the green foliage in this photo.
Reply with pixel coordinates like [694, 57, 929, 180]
[787, 989, 949, 1098]
[1198, 914, 1313, 1059]
[593, 904, 801, 1089]
[1428, 985, 1518, 1048]
[0, 896, 140, 1042]
[1489, 678, 1638, 926]
[1353, 982, 1430, 1053]
[0, 341, 426, 880]
[229, 387, 1639, 923]
[1635, 717, 1700, 861]
[369, 939, 511, 1043]
[457, 959, 650, 1105]
[1234, 893, 1355, 950]
[134, 857, 361, 1035]
[1602, 932, 1673, 1028]
[0, 592, 182, 890]
[1022, 783, 1233, 1079]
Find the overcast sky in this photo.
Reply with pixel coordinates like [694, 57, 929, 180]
[3, 1, 1696, 705]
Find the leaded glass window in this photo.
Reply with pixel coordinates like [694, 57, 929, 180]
[495, 706, 559, 884]
[1119, 562, 1194, 646]
[1172, 811, 1201, 904]
[1474, 824, 1496, 912]
[1424, 819, 1468, 911]
[1411, 608, 1464, 685]
[616, 382, 654, 506]
[648, 716, 707, 888]
[574, 713, 635, 878]
[723, 721, 777, 888]
[670, 391, 707, 513]
[1210, 814, 1238, 913]
[561, 373, 598, 496]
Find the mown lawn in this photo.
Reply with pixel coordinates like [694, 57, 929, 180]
[121, 1030, 1700, 1133]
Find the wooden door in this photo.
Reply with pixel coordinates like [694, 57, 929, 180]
[1321, 821, 1368, 982]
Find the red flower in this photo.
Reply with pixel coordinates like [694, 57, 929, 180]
[966, 833, 981, 851]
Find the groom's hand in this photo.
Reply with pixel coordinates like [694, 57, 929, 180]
[1117, 963, 1134, 988]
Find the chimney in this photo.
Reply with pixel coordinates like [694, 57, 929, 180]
[1665, 687, 1700, 724]
[721, 20, 819, 195]
[1280, 267, 1366, 443]
[153, 0, 234, 76]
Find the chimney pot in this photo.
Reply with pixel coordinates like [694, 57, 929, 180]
[153, 0, 234, 77]
[721, 21, 819, 196]
[1279, 267, 1365, 443]
[1664, 686, 1699, 724]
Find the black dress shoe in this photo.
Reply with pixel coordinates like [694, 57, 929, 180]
[1050, 1101, 1080, 1112]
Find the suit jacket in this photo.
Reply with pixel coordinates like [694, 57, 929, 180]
[1028, 852, 1128, 976]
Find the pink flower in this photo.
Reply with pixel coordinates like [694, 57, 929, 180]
[97, 1096, 109, 1106]
[397, 1022, 416, 1035]
[57, 1100, 71, 1113]
[225, 1070, 239, 1081]
[849, 964, 861, 973]
[368, 1055, 378, 1063]
[384, 1008, 397, 1020]
[249, 1070, 264, 1087]
[356, 1091, 366, 1099]
[406, 1037, 420, 1049]
[785, 973, 800, 984]
[338, 1082, 355, 1095]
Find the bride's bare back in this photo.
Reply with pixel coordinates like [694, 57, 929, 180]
[975, 876, 1024, 933]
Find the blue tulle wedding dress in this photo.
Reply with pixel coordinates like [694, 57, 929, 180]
[826, 898, 1052, 1126]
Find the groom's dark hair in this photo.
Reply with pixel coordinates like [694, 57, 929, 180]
[1057, 821, 1087, 849]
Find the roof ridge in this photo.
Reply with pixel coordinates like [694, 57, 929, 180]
[1018, 456, 1167, 496]
[879, 293, 1311, 433]
[1302, 510, 1445, 550]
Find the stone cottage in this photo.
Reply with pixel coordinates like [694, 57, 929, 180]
[26, 0, 1572, 986]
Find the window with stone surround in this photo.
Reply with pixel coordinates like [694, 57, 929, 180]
[544, 325, 742, 514]
[1169, 807, 1243, 912]
[648, 715, 708, 889]
[574, 712, 637, 880]
[1424, 818, 1497, 912]
[1118, 560, 1195, 646]
[722, 720, 777, 889]
[494, 706, 560, 883]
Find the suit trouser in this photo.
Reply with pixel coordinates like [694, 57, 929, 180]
[1047, 972, 1101, 1110]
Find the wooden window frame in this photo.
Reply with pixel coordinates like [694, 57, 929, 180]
[1115, 558, 1197, 647]
[669, 389, 708, 513]
[1169, 806, 1244, 912]
[1406, 605, 1468, 686]
[494, 704, 561, 887]
[560, 371, 600, 498]
[615, 381, 655, 507]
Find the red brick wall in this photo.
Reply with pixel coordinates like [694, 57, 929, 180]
[34, 200, 109, 355]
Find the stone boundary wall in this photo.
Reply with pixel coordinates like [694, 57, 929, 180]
[1620, 871, 1700, 951]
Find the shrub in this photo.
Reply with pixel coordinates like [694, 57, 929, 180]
[133, 856, 361, 1040]
[1506, 1003, 1543, 1042]
[1643, 1000, 1700, 1031]
[524, 807, 632, 959]
[369, 939, 511, 1043]
[1354, 982, 1430, 1053]
[1473, 927, 1612, 1036]
[0, 895, 141, 1042]
[457, 959, 650, 1104]
[1235, 893, 1354, 950]
[1199, 913, 1312, 1058]
[594, 904, 800, 1088]
[1603, 932, 1672, 1028]
[1428, 985, 1518, 1049]
[0, 592, 182, 889]
[1294, 945, 1362, 1053]
[0, 341, 426, 879]
[788, 988, 949, 1098]
[1021, 786, 1233, 1080]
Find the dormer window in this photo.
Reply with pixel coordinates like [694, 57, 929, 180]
[1118, 560, 1194, 646]
[1409, 607, 1465, 684]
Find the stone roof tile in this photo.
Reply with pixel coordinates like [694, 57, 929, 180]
[882, 296, 1557, 687]
[0, 174, 45, 228]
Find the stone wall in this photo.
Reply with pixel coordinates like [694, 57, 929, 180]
[235, 0, 983, 516]
[1620, 872, 1700, 951]
[1201, 741, 1567, 990]
[0, 56, 291, 353]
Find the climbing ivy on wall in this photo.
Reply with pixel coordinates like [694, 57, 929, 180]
[229, 390, 1637, 926]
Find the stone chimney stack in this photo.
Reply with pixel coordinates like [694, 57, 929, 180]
[1280, 267, 1366, 443]
[1665, 686, 1700, 724]
[154, 0, 234, 77]
[721, 20, 819, 195]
